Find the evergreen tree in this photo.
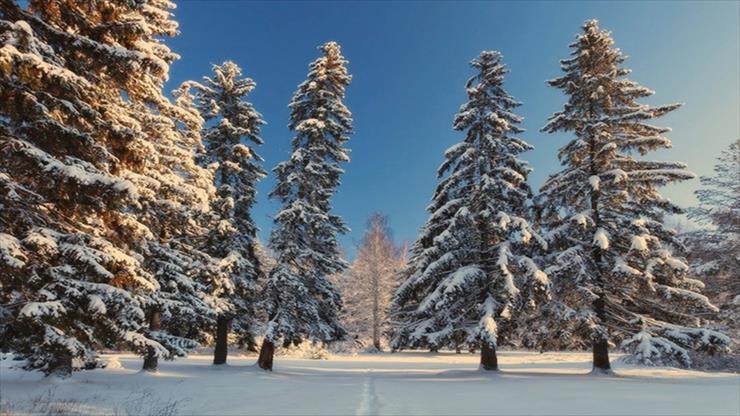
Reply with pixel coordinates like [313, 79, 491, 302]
[0, 0, 159, 375]
[191, 61, 266, 364]
[392, 51, 548, 370]
[338, 213, 403, 351]
[536, 20, 728, 371]
[258, 41, 352, 370]
[62, 0, 218, 372]
[0, 0, 218, 374]
[252, 240, 276, 325]
[686, 140, 739, 303]
[685, 140, 740, 367]
[138, 80, 217, 372]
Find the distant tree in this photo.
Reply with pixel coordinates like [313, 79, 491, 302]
[684, 140, 740, 367]
[191, 61, 266, 365]
[536, 20, 728, 371]
[392, 51, 548, 370]
[258, 41, 353, 371]
[253, 240, 276, 297]
[686, 140, 739, 303]
[339, 213, 404, 351]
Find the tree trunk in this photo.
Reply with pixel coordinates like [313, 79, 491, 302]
[480, 343, 499, 371]
[257, 339, 275, 371]
[372, 317, 381, 351]
[372, 275, 380, 351]
[372, 268, 381, 352]
[213, 315, 230, 365]
[142, 309, 161, 372]
[587, 128, 612, 373]
[49, 352, 73, 377]
[592, 296, 611, 372]
[592, 338, 611, 373]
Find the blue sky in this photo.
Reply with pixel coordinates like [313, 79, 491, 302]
[166, 1, 739, 256]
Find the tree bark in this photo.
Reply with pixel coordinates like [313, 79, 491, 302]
[372, 293, 381, 351]
[372, 261, 381, 352]
[213, 315, 230, 365]
[49, 352, 73, 377]
[592, 338, 611, 373]
[588, 147, 611, 373]
[257, 339, 275, 371]
[592, 296, 611, 372]
[480, 343, 499, 371]
[142, 309, 161, 372]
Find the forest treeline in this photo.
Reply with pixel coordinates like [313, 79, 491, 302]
[0, 0, 736, 376]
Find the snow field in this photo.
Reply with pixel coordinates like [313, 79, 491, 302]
[2, 351, 738, 415]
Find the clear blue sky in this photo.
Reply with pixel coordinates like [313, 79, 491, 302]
[166, 1, 739, 256]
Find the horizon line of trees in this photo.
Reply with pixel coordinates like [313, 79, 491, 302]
[0, 1, 735, 377]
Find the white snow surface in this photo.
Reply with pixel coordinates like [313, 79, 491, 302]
[1, 351, 737, 415]
[589, 175, 601, 191]
[593, 227, 610, 250]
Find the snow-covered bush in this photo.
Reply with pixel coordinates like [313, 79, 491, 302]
[276, 341, 330, 360]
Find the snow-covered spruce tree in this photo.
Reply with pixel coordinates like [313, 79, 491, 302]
[101, 1, 217, 372]
[190, 61, 266, 364]
[13, 0, 218, 373]
[685, 140, 740, 368]
[536, 20, 729, 371]
[0, 1, 168, 375]
[392, 51, 548, 370]
[338, 213, 404, 351]
[687, 140, 739, 304]
[136, 81, 218, 372]
[258, 41, 352, 371]
[252, 240, 276, 319]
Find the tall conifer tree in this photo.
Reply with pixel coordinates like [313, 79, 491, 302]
[191, 61, 266, 364]
[0, 0, 218, 374]
[537, 20, 728, 371]
[685, 141, 740, 362]
[687, 140, 740, 302]
[258, 41, 352, 370]
[393, 51, 548, 370]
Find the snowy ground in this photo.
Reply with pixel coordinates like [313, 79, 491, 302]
[1, 351, 738, 415]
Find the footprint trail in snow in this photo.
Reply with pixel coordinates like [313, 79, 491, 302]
[356, 369, 381, 416]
